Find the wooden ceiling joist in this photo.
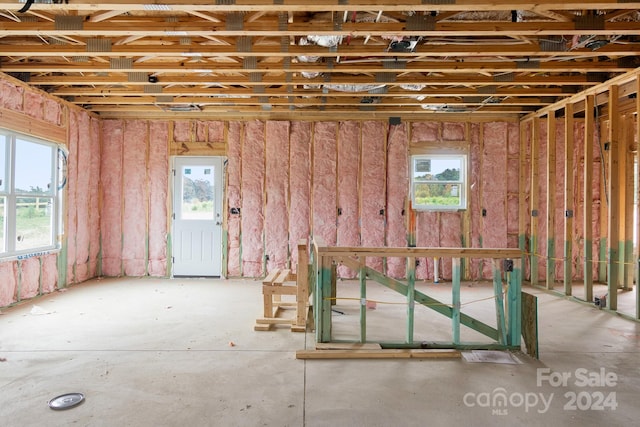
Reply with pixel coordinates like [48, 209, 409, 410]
[1, 1, 638, 118]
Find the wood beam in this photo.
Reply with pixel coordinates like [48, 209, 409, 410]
[584, 95, 594, 302]
[546, 112, 556, 290]
[2, 43, 639, 58]
[530, 117, 540, 286]
[564, 103, 575, 296]
[3, 60, 631, 74]
[2, 1, 639, 13]
[607, 85, 620, 311]
[637, 75, 640, 320]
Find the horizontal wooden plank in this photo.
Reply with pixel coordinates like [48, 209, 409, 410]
[318, 246, 522, 259]
[262, 286, 297, 296]
[315, 343, 382, 350]
[274, 269, 291, 285]
[262, 270, 280, 285]
[296, 349, 461, 360]
[0, 108, 66, 143]
[255, 317, 295, 325]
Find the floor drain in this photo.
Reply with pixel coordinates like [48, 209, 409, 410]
[48, 393, 85, 410]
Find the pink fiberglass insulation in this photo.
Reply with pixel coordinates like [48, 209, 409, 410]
[196, 121, 207, 141]
[264, 120, 290, 272]
[241, 121, 265, 277]
[226, 121, 242, 276]
[44, 98, 62, 125]
[507, 194, 519, 236]
[481, 122, 509, 277]
[0, 262, 18, 306]
[100, 120, 124, 276]
[571, 122, 585, 279]
[336, 121, 360, 278]
[312, 122, 338, 246]
[41, 254, 58, 293]
[440, 212, 462, 279]
[88, 118, 101, 278]
[208, 121, 224, 142]
[507, 164, 519, 202]
[386, 123, 409, 279]
[74, 111, 92, 283]
[508, 122, 519, 156]
[360, 121, 387, 272]
[442, 122, 465, 141]
[416, 212, 438, 280]
[24, 92, 44, 120]
[536, 120, 548, 276]
[411, 122, 439, 142]
[173, 121, 191, 143]
[148, 121, 169, 276]
[19, 258, 40, 299]
[507, 123, 520, 196]
[0, 80, 23, 110]
[554, 121, 566, 279]
[122, 121, 148, 276]
[481, 122, 508, 247]
[66, 112, 79, 284]
[469, 124, 482, 279]
[288, 121, 311, 273]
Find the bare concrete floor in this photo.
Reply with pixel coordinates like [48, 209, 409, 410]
[1, 276, 640, 426]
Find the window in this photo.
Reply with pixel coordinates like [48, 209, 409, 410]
[411, 154, 467, 211]
[0, 131, 60, 258]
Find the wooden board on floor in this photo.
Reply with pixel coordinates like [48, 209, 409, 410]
[315, 343, 382, 350]
[521, 292, 539, 359]
[296, 349, 461, 360]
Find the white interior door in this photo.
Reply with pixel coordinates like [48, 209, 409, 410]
[172, 157, 223, 277]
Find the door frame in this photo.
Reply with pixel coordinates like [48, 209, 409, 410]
[170, 155, 226, 278]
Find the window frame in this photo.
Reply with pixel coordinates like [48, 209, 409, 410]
[410, 153, 468, 211]
[0, 130, 61, 259]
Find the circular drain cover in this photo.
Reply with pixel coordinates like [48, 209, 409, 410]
[48, 393, 85, 410]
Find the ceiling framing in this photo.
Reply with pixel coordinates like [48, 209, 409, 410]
[1, 1, 639, 120]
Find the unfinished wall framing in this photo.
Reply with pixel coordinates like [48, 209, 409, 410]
[0, 74, 100, 307]
[2, 67, 640, 324]
[521, 68, 640, 319]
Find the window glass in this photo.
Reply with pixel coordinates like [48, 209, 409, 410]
[0, 197, 5, 252]
[0, 136, 6, 192]
[411, 154, 466, 210]
[181, 165, 215, 220]
[15, 138, 53, 194]
[16, 196, 53, 250]
[0, 131, 59, 257]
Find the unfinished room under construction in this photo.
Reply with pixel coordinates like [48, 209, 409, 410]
[1, 1, 640, 426]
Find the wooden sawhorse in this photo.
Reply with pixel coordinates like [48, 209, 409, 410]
[254, 240, 311, 332]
